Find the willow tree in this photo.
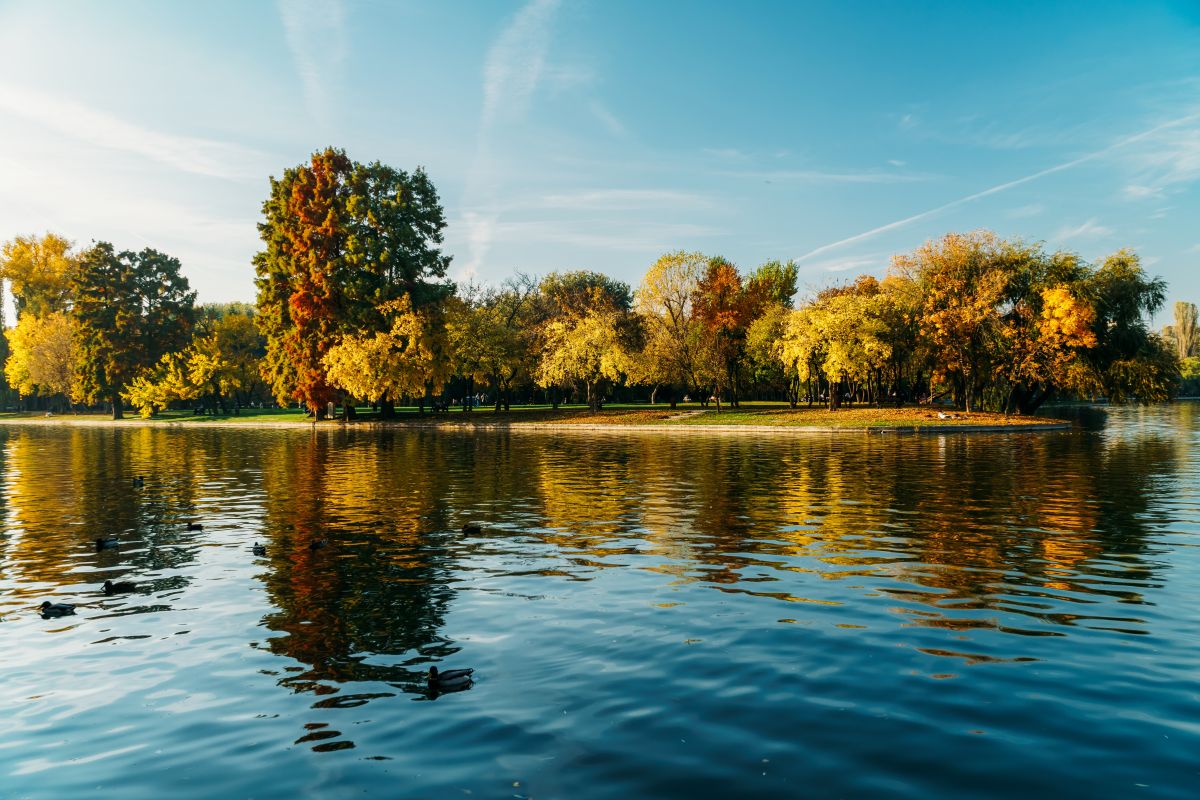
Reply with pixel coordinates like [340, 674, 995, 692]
[253, 147, 452, 417]
[71, 243, 196, 419]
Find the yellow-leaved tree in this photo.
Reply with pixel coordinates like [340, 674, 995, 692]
[4, 311, 78, 403]
[323, 295, 450, 412]
[536, 309, 634, 412]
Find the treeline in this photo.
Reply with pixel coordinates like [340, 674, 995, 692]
[0, 147, 1185, 419]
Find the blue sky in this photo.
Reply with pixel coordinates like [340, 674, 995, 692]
[1, 0, 1198, 322]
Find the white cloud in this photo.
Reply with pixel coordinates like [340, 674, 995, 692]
[480, 0, 560, 131]
[589, 100, 627, 138]
[728, 168, 931, 184]
[1007, 203, 1045, 219]
[462, 0, 562, 277]
[795, 110, 1200, 263]
[277, 0, 347, 124]
[537, 189, 714, 210]
[805, 255, 884, 273]
[474, 219, 722, 253]
[703, 147, 749, 160]
[0, 81, 266, 180]
[1055, 218, 1112, 241]
[1122, 184, 1163, 200]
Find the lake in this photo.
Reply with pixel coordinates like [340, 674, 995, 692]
[2, 405, 1198, 798]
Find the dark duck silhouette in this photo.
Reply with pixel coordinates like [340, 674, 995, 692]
[103, 580, 137, 595]
[186, 522, 204, 531]
[95, 536, 119, 551]
[40, 601, 76, 618]
[252, 542, 267, 556]
[132, 476, 145, 488]
[461, 523, 482, 535]
[428, 665, 474, 693]
[309, 538, 329, 551]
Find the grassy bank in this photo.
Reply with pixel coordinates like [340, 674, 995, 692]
[0, 403, 1065, 430]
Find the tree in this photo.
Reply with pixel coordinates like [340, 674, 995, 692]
[4, 311, 77, 402]
[693, 257, 748, 409]
[1171, 301, 1198, 360]
[71, 243, 196, 419]
[633, 251, 706, 406]
[254, 147, 452, 417]
[0, 233, 77, 318]
[324, 295, 450, 411]
[1080, 250, 1177, 403]
[536, 309, 634, 412]
[892, 232, 1015, 412]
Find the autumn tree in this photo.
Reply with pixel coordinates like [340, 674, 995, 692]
[693, 256, 748, 409]
[0, 233, 78, 318]
[891, 232, 1019, 412]
[71, 243, 196, 419]
[4, 312, 77, 405]
[633, 251, 707, 406]
[254, 147, 452, 418]
[323, 294, 450, 412]
[536, 308, 635, 411]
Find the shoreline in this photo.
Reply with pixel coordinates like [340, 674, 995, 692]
[0, 415, 1072, 435]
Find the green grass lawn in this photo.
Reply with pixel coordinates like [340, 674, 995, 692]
[0, 402, 1062, 429]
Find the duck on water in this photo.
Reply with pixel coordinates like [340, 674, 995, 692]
[428, 665, 474, 693]
[40, 602, 76, 618]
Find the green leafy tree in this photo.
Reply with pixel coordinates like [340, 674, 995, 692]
[71, 243, 196, 419]
[253, 147, 452, 417]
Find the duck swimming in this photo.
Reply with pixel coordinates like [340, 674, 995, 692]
[40, 601, 76, 618]
[461, 523, 482, 535]
[186, 522, 204, 531]
[252, 542, 267, 556]
[309, 538, 329, 551]
[95, 536, 119, 550]
[428, 665, 474, 692]
[133, 476, 145, 488]
[102, 580, 137, 595]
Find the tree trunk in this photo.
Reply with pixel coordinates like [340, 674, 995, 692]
[111, 392, 123, 420]
[380, 396, 397, 418]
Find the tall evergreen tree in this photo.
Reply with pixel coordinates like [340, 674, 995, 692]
[253, 147, 452, 417]
[71, 242, 196, 419]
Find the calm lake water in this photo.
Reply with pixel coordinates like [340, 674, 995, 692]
[2, 405, 1198, 798]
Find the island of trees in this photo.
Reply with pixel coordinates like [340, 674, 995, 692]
[1, 147, 1195, 421]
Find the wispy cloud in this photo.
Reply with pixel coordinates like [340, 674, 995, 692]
[538, 189, 714, 210]
[1055, 218, 1112, 241]
[795, 110, 1200, 263]
[1122, 184, 1163, 200]
[0, 81, 265, 180]
[462, 0, 562, 277]
[1007, 203, 1045, 219]
[277, 0, 348, 123]
[589, 100, 627, 138]
[729, 168, 929, 184]
[480, 0, 560, 131]
[806, 254, 886, 273]
[1121, 127, 1200, 194]
[476, 218, 722, 253]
